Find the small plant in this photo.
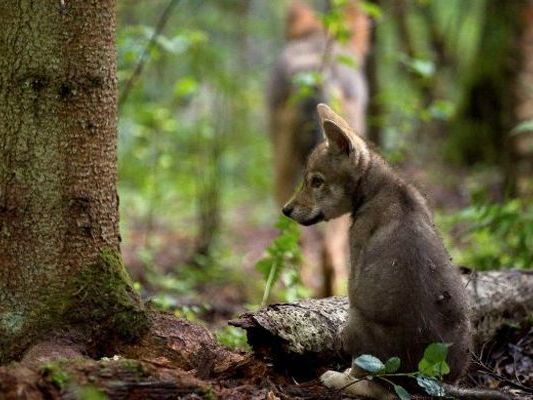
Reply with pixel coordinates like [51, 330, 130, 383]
[41, 362, 71, 391]
[352, 342, 451, 399]
[215, 326, 250, 351]
[255, 216, 303, 306]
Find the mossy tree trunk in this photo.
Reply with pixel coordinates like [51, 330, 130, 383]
[0, 1, 148, 364]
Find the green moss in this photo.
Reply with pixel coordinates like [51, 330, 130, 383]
[0, 249, 149, 364]
[77, 386, 108, 400]
[120, 359, 147, 374]
[202, 386, 218, 400]
[69, 249, 150, 343]
[41, 361, 72, 390]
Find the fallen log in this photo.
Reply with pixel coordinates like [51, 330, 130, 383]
[230, 270, 533, 368]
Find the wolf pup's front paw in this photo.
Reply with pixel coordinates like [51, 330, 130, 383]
[320, 368, 395, 400]
[320, 368, 352, 390]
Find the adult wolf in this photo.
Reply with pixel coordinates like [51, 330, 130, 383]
[268, 0, 370, 296]
[283, 104, 511, 400]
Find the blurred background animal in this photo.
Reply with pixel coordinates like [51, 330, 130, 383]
[268, 0, 370, 296]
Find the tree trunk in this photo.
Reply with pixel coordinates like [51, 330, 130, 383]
[0, 1, 148, 363]
[231, 270, 533, 369]
[448, 1, 520, 168]
[510, 0, 533, 197]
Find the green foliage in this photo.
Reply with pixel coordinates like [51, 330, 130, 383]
[384, 357, 401, 373]
[416, 375, 446, 397]
[117, 0, 277, 260]
[360, 1, 383, 20]
[146, 246, 250, 316]
[255, 216, 306, 306]
[351, 342, 451, 399]
[439, 199, 532, 270]
[399, 54, 435, 79]
[321, 0, 351, 43]
[354, 354, 385, 373]
[76, 386, 108, 400]
[417, 342, 450, 377]
[41, 362, 71, 390]
[290, 71, 323, 105]
[512, 119, 533, 135]
[215, 326, 250, 351]
[394, 385, 410, 400]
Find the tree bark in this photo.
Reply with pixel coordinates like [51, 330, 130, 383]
[0, 1, 148, 363]
[231, 270, 533, 368]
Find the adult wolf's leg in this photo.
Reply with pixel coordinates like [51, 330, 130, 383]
[322, 214, 350, 295]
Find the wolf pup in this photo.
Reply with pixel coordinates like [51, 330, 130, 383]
[282, 104, 511, 400]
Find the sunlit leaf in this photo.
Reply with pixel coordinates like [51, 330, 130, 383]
[394, 385, 411, 400]
[360, 1, 383, 20]
[416, 375, 446, 396]
[511, 119, 533, 135]
[354, 354, 385, 373]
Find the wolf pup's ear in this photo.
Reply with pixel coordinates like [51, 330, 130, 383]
[317, 103, 369, 162]
[317, 103, 350, 130]
[323, 119, 354, 155]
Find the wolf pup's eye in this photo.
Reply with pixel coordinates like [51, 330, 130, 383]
[310, 176, 324, 188]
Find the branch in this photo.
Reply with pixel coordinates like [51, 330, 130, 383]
[119, 0, 182, 108]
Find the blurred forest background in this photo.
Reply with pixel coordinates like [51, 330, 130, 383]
[116, 0, 532, 346]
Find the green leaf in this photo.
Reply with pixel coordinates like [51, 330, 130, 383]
[384, 357, 401, 373]
[423, 343, 450, 363]
[255, 216, 302, 305]
[409, 59, 435, 78]
[353, 355, 385, 373]
[360, 1, 383, 20]
[418, 343, 451, 377]
[174, 77, 198, 99]
[428, 99, 455, 121]
[416, 375, 445, 397]
[394, 385, 411, 400]
[511, 119, 533, 135]
[336, 54, 359, 68]
[418, 359, 450, 377]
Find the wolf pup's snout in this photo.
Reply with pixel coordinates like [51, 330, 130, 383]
[282, 203, 294, 218]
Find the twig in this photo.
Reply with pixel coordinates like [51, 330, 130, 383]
[119, 0, 182, 108]
[470, 353, 533, 394]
